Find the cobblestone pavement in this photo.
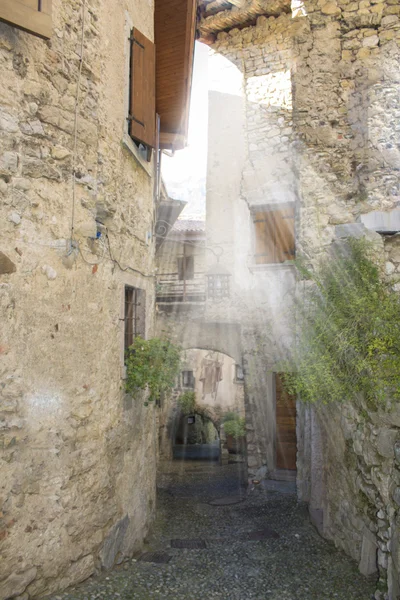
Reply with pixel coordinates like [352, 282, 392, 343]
[46, 461, 376, 600]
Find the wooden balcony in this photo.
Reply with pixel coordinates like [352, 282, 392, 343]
[156, 272, 206, 303]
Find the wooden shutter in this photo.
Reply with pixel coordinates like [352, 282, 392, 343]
[129, 28, 156, 148]
[177, 257, 185, 280]
[254, 212, 276, 264]
[274, 206, 295, 262]
[177, 256, 194, 280]
[0, 0, 52, 39]
[275, 373, 297, 470]
[185, 256, 194, 280]
[254, 206, 295, 264]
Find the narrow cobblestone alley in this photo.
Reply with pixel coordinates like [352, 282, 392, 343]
[46, 462, 375, 600]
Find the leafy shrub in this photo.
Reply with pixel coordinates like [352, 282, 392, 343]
[178, 390, 196, 414]
[125, 336, 181, 404]
[223, 412, 246, 438]
[283, 239, 400, 408]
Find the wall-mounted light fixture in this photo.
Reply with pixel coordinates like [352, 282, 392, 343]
[206, 247, 231, 300]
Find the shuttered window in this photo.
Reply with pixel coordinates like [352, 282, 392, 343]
[177, 256, 194, 281]
[129, 28, 156, 151]
[0, 0, 52, 39]
[124, 286, 146, 354]
[254, 206, 295, 264]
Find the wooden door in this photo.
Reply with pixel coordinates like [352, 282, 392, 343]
[275, 373, 297, 470]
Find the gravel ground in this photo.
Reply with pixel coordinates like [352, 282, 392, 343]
[46, 460, 376, 600]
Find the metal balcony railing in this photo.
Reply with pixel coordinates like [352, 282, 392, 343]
[156, 272, 206, 303]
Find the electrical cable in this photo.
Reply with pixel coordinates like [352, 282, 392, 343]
[105, 230, 155, 278]
[70, 0, 86, 244]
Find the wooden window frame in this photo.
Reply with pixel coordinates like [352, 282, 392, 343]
[0, 0, 52, 39]
[124, 286, 146, 356]
[252, 203, 295, 265]
[128, 27, 156, 160]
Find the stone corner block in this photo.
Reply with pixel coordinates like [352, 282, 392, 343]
[359, 209, 400, 234]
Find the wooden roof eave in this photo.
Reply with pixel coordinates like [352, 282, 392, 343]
[155, 0, 197, 152]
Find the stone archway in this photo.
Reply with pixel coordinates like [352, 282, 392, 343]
[158, 346, 247, 467]
[156, 313, 243, 365]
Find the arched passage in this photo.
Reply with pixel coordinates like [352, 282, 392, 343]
[173, 410, 220, 461]
[158, 347, 247, 467]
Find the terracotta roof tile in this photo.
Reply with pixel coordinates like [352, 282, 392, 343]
[172, 219, 206, 233]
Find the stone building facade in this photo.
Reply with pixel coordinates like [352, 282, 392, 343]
[197, 0, 400, 596]
[0, 0, 195, 598]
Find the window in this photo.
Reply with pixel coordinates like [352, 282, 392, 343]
[253, 205, 295, 264]
[124, 286, 146, 354]
[0, 0, 52, 39]
[182, 370, 195, 388]
[235, 365, 244, 383]
[177, 255, 194, 281]
[128, 28, 156, 161]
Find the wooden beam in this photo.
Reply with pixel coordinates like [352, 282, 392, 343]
[160, 132, 186, 151]
[0, 0, 52, 39]
[198, 0, 290, 35]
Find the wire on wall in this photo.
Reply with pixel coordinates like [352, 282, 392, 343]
[70, 0, 86, 244]
[104, 230, 154, 278]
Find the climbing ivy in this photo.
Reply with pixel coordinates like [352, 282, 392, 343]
[283, 239, 400, 409]
[125, 336, 181, 404]
[223, 412, 246, 438]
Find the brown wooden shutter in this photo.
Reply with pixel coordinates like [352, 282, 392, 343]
[185, 256, 194, 280]
[129, 28, 156, 149]
[254, 206, 295, 264]
[254, 212, 275, 264]
[177, 257, 184, 280]
[274, 206, 295, 262]
[275, 373, 297, 470]
[0, 0, 52, 39]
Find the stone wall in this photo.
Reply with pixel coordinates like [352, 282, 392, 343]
[291, 0, 400, 256]
[297, 398, 400, 600]
[0, 1, 158, 598]
[206, 2, 400, 596]
[290, 1, 400, 597]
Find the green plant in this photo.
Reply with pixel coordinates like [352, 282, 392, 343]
[177, 390, 196, 414]
[223, 412, 246, 438]
[283, 239, 400, 408]
[125, 336, 181, 404]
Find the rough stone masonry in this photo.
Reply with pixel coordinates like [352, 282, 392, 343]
[0, 0, 158, 598]
[201, 0, 400, 597]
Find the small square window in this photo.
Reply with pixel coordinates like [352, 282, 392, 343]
[235, 365, 244, 382]
[182, 370, 195, 388]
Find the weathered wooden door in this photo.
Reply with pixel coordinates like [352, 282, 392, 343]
[275, 373, 297, 470]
